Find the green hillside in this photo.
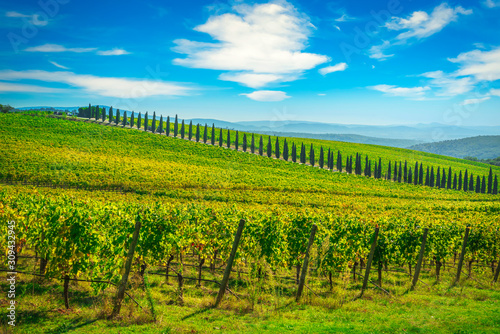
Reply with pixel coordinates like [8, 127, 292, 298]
[409, 135, 500, 160]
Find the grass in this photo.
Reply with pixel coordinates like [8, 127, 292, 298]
[2, 253, 500, 333]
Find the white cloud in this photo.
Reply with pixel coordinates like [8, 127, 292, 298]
[448, 47, 500, 82]
[484, 0, 500, 8]
[6, 11, 48, 26]
[240, 90, 290, 102]
[490, 88, 500, 96]
[49, 61, 69, 70]
[420, 70, 475, 96]
[370, 3, 471, 61]
[386, 3, 472, 40]
[0, 70, 192, 98]
[317, 93, 326, 96]
[97, 48, 131, 56]
[26, 44, 97, 53]
[319, 62, 347, 75]
[368, 41, 394, 60]
[172, 1, 329, 88]
[0, 81, 66, 93]
[25, 43, 130, 56]
[369, 84, 430, 99]
[460, 97, 491, 105]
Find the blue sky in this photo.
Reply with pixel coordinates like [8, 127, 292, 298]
[1, 0, 499, 125]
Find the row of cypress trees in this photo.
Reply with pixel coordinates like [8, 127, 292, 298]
[82, 105, 499, 195]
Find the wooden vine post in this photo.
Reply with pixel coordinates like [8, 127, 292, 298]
[296, 224, 317, 302]
[215, 219, 245, 307]
[454, 227, 470, 286]
[361, 226, 379, 297]
[411, 228, 428, 291]
[110, 220, 142, 318]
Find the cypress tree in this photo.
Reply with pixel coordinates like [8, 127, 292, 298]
[122, 110, 127, 127]
[453, 173, 457, 190]
[481, 175, 486, 193]
[130, 111, 134, 128]
[152, 112, 156, 132]
[374, 162, 377, 178]
[458, 171, 462, 191]
[158, 115, 163, 134]
[203, 124, 208, 144]
[292, 143, 297, 163]
[403, 161, 408, 183]
[398, 162, 402, 183]
[493, 175, 498, 195]
[300, 143, 305, 164]
[327, 148, 331, 169]
[408, 167, 412, 184]
[364, 156, 369, 175]
[274, 137, 280, 158]
[235, 131, 239, 150]
[166, 116, 171, 136]
[219, 128, 223, 147]
[211, 124, 215, 145]
[109, 106, 113, 123]
[243, 133, 247, 152]
[447, 167, 452, 189]
[251, 134, 255, 154]
[393, 161, 398, 181]
[430, 167, 435, 187]
[174, 115, 178, 137]
[475, 175, 481, 193]
[267, 137, 272, 158]
[88, 103, 92, 119]
[488, 167, 493, 194]
[310, 144, 315, 166]
[464, 170, 468, 191]
[189, 121, 193, 140]
[181, 120, 185, 139]
[283, 139, 289, 161]
[259, 136, 263, 156]
[419, 164, 424, 185]
[387, 161, 392, 180]
[436, 167, 441, 188]
[144, 112, 148, 131]
[368, 161, 372, 177]
[441, 168, 446, 189]
[102, 107, 106, 122]
[227, 129, 231, 148]
[137, 112, 142, 129]
[196, 123, 200, 142]
[337, 151, 342, 172]
[425, 167, 430, 186]
[469, 174, 474, 192]
[115, 108, 119, 125]
[319, 147, 324, 168]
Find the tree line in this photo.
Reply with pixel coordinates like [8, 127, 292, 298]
[77, 105, 499, 195]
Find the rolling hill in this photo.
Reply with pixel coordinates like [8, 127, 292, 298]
[409, 135, 500, 160]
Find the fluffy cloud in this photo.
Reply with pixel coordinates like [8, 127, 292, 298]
[172, 1, 328, 88]
[484, 0, 500, 8]
[460, 97, 490, 105]
[490, 89, 500, 96]
[370, 3, 471, 61]
[240, 90, 290, 102]
[420, 70, 475, 96]
[448, 47, 500, 81]
[0, 70, 192, 98]
[25, 44, 130, 56]
[319, 63, 347, 75]
[386, 3, 472, 40]
[369, 84, 430, 99]
[0, 81, 66, 93]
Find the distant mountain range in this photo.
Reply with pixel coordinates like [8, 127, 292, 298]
[408, 136, 500, 160]
[15, 106, 500, 149]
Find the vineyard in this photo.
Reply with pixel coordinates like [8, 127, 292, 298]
[1, 111, 500, 333]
